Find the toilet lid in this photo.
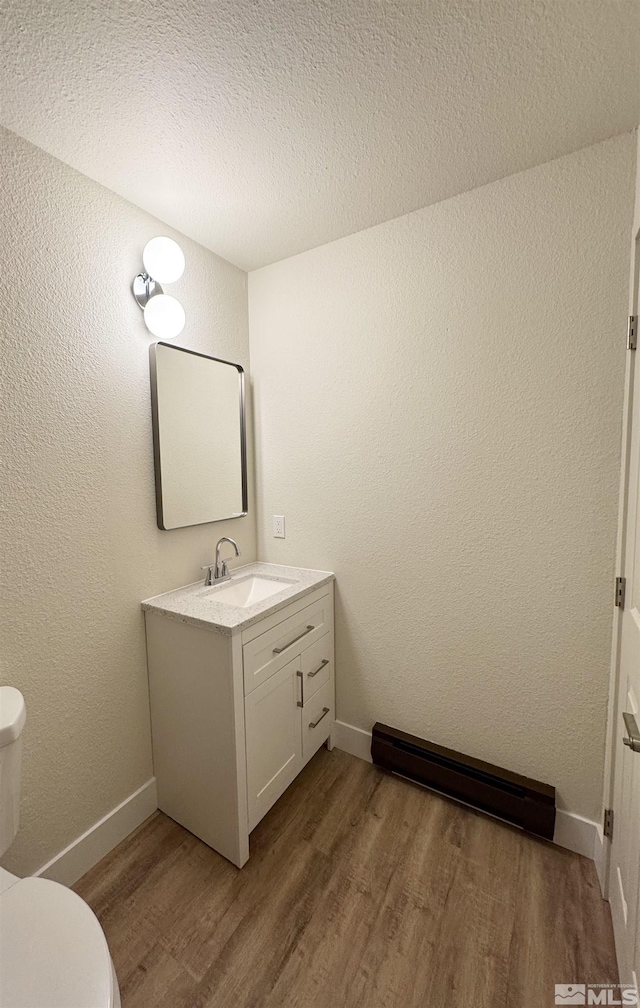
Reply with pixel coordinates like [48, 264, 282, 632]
[0, 876, 114, 1008]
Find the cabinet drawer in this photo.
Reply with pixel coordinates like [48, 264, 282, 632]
[300, 633, 333, 703]
[302, 680, 334, 762]
[243, 595, 333, 695]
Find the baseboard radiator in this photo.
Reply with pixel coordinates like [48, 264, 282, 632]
[371, 722, 556, 840]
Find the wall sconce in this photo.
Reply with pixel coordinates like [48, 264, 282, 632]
[132, 237, 186, 339]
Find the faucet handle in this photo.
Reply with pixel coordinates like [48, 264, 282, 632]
[201, 563, 216, 586]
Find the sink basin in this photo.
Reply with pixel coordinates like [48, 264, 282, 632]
[197, 575, 297, 608]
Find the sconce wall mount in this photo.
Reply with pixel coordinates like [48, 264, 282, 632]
[132, 273, 164, 309]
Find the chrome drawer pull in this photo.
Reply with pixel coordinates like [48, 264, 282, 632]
[308, 659, 329, 678]
[296, 670, 303, 708]
[308, 707, 330, 729]
[273, 625, 314, 654]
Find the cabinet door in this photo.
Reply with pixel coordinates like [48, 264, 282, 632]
[245, 656, 303, 831]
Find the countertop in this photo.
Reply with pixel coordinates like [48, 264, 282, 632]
[141, 561, 335, 635]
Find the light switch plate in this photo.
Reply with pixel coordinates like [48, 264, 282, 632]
[273, 515, 285, 538]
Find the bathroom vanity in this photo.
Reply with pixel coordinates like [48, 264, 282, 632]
[142, 563, 335, 867]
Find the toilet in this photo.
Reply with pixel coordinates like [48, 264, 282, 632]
[0, 687, 121, 1008]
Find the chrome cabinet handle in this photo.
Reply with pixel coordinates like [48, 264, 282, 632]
[273, 625, 314, 654]
[308, 707, 330, 729]
[623, 712, 640, 753]
[308, 659, 329, 678]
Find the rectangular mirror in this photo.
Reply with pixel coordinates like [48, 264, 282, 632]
[149, 342, 248, 530]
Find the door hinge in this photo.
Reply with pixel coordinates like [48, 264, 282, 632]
[629, 315, 637, 351]
[604, 808, 614, 840]
[615, 577, 626, 609]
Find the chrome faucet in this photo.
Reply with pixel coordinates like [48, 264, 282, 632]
[201, 537, 241, 586]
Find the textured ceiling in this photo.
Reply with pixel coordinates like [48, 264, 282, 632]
[2, 0, 639, 270]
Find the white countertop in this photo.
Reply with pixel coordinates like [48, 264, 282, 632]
[141, 561, 335, 635]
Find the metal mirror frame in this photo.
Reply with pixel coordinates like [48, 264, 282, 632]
[149, 341, 248, 530]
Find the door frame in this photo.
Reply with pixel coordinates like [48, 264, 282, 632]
[601, 209, 640, 899]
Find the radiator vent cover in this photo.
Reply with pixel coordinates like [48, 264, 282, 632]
[371, 722, 556, 840]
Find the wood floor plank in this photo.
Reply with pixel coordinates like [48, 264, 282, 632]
[420, 854, 514, 1008]
[73, 748, 618, 1008]
[260, 769, 424, 1008]
[74, 811, 187, 916]
[338, 790, 463, 1008]
[505, 834, 618, 1008]
[118, 939, 198, 1008]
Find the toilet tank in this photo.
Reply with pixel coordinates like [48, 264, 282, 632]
[0, 688, 26, 857]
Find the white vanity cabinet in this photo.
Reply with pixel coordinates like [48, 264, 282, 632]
[143, 571, 334, 868]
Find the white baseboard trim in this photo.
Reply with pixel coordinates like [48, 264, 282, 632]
[34, 778, 157, 887]
[333, 720, 602, 867]
[333, 720, 373, 764]
[556, 810, 604, 874]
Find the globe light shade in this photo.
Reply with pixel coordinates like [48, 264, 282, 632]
[142, 236, 185, 284]
[143, 294, 186, 340]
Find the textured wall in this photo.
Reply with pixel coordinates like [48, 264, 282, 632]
[0, 127, 255, 875]
[2, 0, 638, 268]
[249, 134, 636, 821]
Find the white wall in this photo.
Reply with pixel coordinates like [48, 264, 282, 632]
[249, 133, 636, 822]
[0, 127, 255, 875]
